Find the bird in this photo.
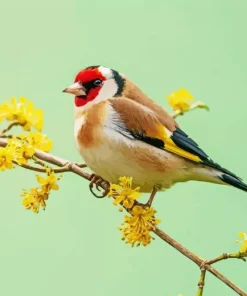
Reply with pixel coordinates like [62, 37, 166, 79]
[63, 65, 247, 203]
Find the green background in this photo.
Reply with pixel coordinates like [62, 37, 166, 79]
[0, 1, 247, 295]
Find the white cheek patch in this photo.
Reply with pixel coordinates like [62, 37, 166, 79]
[73, 66, 119, 115]
[74, 78, 119, 115]
[98, 66, 112, 78]
[95, 78, 118, 102]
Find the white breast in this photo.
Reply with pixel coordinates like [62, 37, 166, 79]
[73, 104, 188, 192]
[75, 123, 188, 192]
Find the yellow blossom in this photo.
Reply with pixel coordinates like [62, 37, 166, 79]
[36, 167, 60, 192]
[21, 144, 35, 160]
[237, 232, 247, 253]
[119, 205, 161, 247]
[19, 132, 52, 152]
[21, 168, 62, 213]
[167, 88, 194, 112]
[108, 176, 141, 209]
[0, 97, 43, 131]
[6, 138, 35, 165]
[0, 137, 33, 170]
[0, 146, 15, 170]
[21, 187, 48, 213]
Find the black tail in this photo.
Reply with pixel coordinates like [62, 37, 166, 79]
[219, 174, 247, 192]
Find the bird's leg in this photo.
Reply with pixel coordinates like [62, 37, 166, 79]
[89, 174, 110, 198]
[144, 185, 161, 207]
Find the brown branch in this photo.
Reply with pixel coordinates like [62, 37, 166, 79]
[205, 264, 246, 295]
[19, 163, 85, 173]
[154, 227, 247, 295]
[153, 227, 203, 266]
[0, 135, 246, 295]
[0, 138, 91, 180]
[0, 138, 87, 173]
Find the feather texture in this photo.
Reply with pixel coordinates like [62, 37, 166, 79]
[71, 66, 247, 193]
[109, 97, 241, 181]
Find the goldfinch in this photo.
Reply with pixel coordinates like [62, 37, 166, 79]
[63, 65, 247, 197]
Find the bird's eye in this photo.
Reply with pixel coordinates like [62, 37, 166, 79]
[94, 79, 102, 86]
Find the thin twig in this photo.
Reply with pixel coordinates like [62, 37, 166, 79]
[76, 163, 87, 168]
[0, 121, 22, 135]
[207, 252, 247, 265]
[0, 134, 13, 138]
[19, 163, 78, 173]
[145, 185, 160, 207]
[172, 101, 210, 119]
[33, 155, 46, 167]
[197, 263, 207, 296]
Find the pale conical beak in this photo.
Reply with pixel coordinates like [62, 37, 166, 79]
[62, 82, 86, 96]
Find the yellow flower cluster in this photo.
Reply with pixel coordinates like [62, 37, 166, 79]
[167, 88, 194, 112]
[0, 133, 52, 171]
[0, 140, 16, 170]
[237, 232, 247, 253]
[0, 97, 52, 170]
[119, 206, 160, 247]
[108, 176, 141, 211]
[21, 167, 61, 213]
[0, 137, 35, 170]
[0, 97, 43, 131]
[108, 176, 161, 247]
[20, 132, 52, 152]
[0, 97, 56, 212]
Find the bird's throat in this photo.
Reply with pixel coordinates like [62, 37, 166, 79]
[75, 96, 87, 107]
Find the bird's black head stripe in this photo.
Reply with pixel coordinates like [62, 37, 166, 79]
[112, 69, 125, 96]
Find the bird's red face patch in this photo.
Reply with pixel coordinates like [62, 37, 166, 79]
[74, 67, 106, 107]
